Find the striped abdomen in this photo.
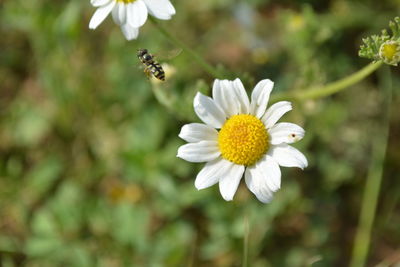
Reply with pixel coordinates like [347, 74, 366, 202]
[149, 62, 165, 81]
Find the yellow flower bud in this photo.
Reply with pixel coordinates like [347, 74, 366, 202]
[379, 40, 400, 66]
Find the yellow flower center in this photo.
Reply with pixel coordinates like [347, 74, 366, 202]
[218, 114, 269, 166]
[380, 42, 398, 61]
[116, 0, 136, 3]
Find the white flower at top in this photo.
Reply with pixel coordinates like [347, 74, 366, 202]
[177, 78, 308, 203]
[89, 0, 176, 40]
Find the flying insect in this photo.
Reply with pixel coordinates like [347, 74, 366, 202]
[137, 48, 165, 81]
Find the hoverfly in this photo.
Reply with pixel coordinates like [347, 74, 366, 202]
[137, 48, 165, 81]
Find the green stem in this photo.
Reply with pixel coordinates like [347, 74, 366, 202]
[149, 17, 223, 79]
[242, 212, 249, 267]
[271, 61, 383, 102]
[349, 66, 392, 267]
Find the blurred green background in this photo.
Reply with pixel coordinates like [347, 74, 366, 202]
[1, 0, 400, 266]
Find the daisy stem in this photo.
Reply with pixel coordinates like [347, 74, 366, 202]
[270, 61, 383, 102]
[242, 212, 249, 267]
[149, 17, 224, 79]
[349, 66, 392, 267]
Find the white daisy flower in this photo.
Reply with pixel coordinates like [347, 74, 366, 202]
[89, 0, 176, 40]
[177, 78, 308, 203]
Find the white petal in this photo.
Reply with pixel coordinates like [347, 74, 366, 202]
[179, 123, 218, 143]
[91, 0, 111, 7]
[127, 0, 148, 28]
[212, 80, 240, 117]
[194, 92, 226, 129]
[244, 154, 281, 203]
[120, 24, 139, 40]
[211, 80, 224, 113]
[256, 154, 281, 192]
[143, 0, 176, 20]
[268, 144, 308, 169]
[195, 158, 233, 190]
[177, 141, 220, 163]
[218, 164, 245, 201]
[233, 78, 250, 114]
[262, 101, 292, 129]
[112, 2, 126, 25]
[249, 79, 274, 118]
[89, 1, 116, 29]
[245, 166, 274, 203]
[269, 122, 305, 145]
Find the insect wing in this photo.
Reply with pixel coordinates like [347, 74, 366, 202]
[153, 48, 183, 61]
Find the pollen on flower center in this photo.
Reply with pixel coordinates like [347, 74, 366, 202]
[218, 114, 269, 166]
[381, 42, 398, 60]
[379, 40, 400, 65]
[116, 0, 136, 3]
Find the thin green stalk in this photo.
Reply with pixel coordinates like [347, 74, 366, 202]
[271, 61, 383, 102]
[149, 17, 223, 79]
[242, 213, 249, 267]
[349, 67, 392, 267]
